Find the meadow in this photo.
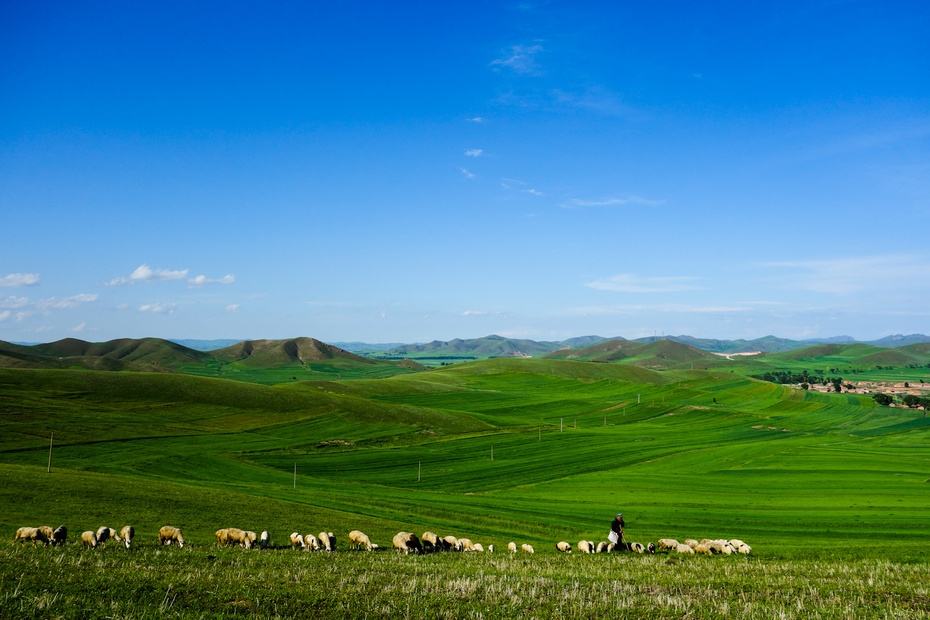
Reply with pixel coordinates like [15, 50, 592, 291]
[2, 358, 930, 617]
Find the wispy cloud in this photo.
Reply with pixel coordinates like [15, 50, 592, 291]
[566, 303, 750, 316]
[36, 293, 98, 310]
[72, 321, 86, 333]
[464, 148, 484, 158]
[225, 303, 239, 313]
[585, 274, 701, 293]
[188, 274, 235, 287]
[459, 167, 476, 179]
[763, 255, 928, 294]
[0, 311, 10, 321]
[0, 296, 29, 309]
[138, 302, 177, 314]
[563, 196, 663, 209]
[0, 273, 40, 287]
[523, 188, 544, 196]
[551, 87, 633, 117]
[466, 116, 485, 124]
[108, 264, 188, 286]
[491, 43, 543, 75]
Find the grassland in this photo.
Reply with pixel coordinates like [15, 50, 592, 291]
[2, 358, 930, 617]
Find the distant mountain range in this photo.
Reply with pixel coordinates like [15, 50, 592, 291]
[341, 333, 930, 358]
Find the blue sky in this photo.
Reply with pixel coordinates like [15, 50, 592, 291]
[1, 1, 928, 343]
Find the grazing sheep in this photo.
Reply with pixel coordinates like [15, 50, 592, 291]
[596, 541, 608, 553]
[736, 543, 751, 555]
[243, 531, 257, 549]
[442, 535, 462, 552]
[119, 526, 134, 549]
[684, 539, 699, 549]
[349, 530, 374, 551]
[38, 526, 54, 541]
[675, 543, 695, 555]
[577, 540, 595, 554]
[289, 532, 305, 549]
[392, 531, 422, 554]
[304, 534, 320, 551]
[520, 544, 535, 554]
[421, 531, 440, 552]
[318, 531, 336, 552]
[14, 527, 48, 545]
[458, 538, 475, 552]
[694, 543, 712, 555]
[556, 541, 572, 553]
[507, 541, 517, 554]
[629, 542, 645, 554]
[488, 544, 494, 553]
[158, 526, 185, 547]
[708, 540, 733, 555]
[647, 543, 656, 554]
[606, 542, 617, 552]
[657, 538, 679, 552]
[215, 528, 231, 546]
[259, 531, 270, 549]
[81, 530, 98, 548]
[96, 526, 120, 545]
[472, 543, 484, 552]
[52, 525, 68, 546]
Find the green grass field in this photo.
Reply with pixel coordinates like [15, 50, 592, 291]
[2, 358, 930, 617]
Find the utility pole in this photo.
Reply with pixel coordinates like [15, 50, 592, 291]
[47, 432, 53, 473]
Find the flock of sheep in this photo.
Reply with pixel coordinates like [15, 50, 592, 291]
[14, 524, 750, 557]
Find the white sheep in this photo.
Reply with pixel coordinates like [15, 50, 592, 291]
[348, 530, 374, 551]
[81, 530, 98, 548]
[158, 526, 184, 547]
[675, 543, 694, 554]
[472, 543, 484, 552]
[392, 531, 422, 554]
[577, 540, 595, 554]
[556, 541, 572, 553]
[119, 525, 134, 549]
[596, 541, 608, 553]
[420, 531, 440, 552]
[629, 542, 645, 554]
[318, 531, 336, 552]
[442, 535, 461, 552]
[507, 541, 517, 554]
[520, 543, 534, 554]
[258, 530, 270, 549]
[657, 538, 679, 552]
[96, 526, 120, 545]
[487, 544, 494, 553]
[304, 533, 320, 551]
[289, 532, 305, 549]
[14, 527, 48, 545]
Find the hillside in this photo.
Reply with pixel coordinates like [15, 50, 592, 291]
[213, 337, 371, 367]
[383, 334, 607, 359]
[0, 337, 210, 371]
[548, 337, 721, 369]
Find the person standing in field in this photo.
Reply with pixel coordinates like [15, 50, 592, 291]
[609, 513, 624, 550]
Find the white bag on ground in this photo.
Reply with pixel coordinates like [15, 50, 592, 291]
[608, 531, 619, 544]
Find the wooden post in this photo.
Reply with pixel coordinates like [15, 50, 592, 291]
[47, 432, 53, 473]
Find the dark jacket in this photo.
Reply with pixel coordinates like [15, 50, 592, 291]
[611, 517, 624, 535]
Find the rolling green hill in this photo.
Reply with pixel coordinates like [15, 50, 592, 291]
[0, 337, 423, 384]
[548, 338, 721, 369]
[381, 334, 607, 361]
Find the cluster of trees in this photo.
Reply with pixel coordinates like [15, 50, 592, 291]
[872, 393, 930, 410]
[756, 370, 844, 390]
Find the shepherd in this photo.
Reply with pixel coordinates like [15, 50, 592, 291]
[609, 513, 625, 550]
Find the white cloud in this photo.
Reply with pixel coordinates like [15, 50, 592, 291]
[491, 43, 543, 75]
[585, 274, 701, 294]
[108, 264, 189, 286]
[551, 87, 633, 117]
[36, 293, 98, 310]
[15, 311, 32, 321]
[0, 273, 39, 287]
[763, 255, 928, 294]
[467, 116, 485, 124]
[72, 321, 86, 333]
[464, 148, 483, 158]
[566, 304, 750, 316]
[188, 274, 235, 287]
[0, 296, 29, 309]
[0, 311, 10, 321]
[562, 196, 663, 208]
[462, 310, 488, 316]
[225, 303, 240, 313]
[524, 188, 544, 196]
[138, 302, 177, 314]
[459, 167, 476, 179]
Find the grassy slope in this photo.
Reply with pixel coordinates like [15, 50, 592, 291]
[2, 360, 930, 560]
